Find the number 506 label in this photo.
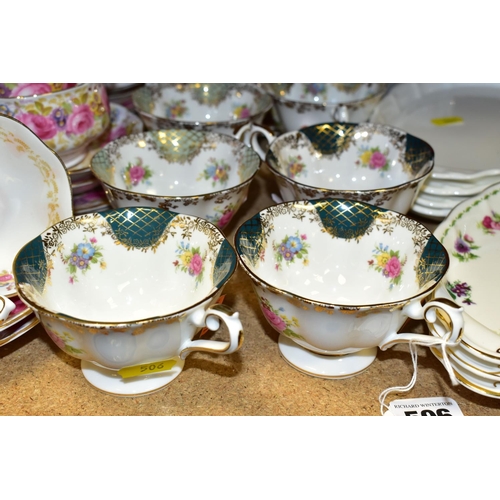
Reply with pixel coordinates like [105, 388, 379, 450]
[388, 397, 464, 416]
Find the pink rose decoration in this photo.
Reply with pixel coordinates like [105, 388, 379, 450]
[261, 305, 287, 331]
[17, 112, 58, 140]
[129, 165, 145, 185]
[383, 256, 401, 278]
[0, 273, 13, 282]
[482, 215, 500, 230]
[46, 329, 66, 351]
[11, 83, 52, 97]
[463, 234, 474, 242]
[66, 104, 95, 135]
[189, 253, 203, 276]
[218, 210, 234, 229]
[369, 151, 386, 169]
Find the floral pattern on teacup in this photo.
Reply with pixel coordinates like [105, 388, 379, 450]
[207, 202, 237, 229]
[173, 242, 206, 286]
[0, 83, 76, 98]
[197, 158, 231, 187]
[232, 104, 251, 119]
[45, 324, 86, 356]
[0, 271, 15, 293]
[368, 243, 406, 289]
[446, 280, 475, 306]
[301, 83, 327, 100]
[259, 296, 304, 340]
[479, 211, 500, 235]
[0, 84, 109, 154]
[63, 236, 106, 284]
[122, 157, 153, 189]
[286, 155, 306, 179]
[165, 99, 188, 119]
[273, 232, 310, 271]
[357, 146, 391, 172]
[452, 232, 479, 262]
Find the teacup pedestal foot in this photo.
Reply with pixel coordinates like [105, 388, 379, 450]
[81, 359, 185, 397]
[278, 334, 377, 379]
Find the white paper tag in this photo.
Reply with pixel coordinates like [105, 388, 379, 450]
[386, 397, 464, 416]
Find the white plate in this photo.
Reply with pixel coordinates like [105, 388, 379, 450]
[421, 175, 500, 197]
[415, 192, 469, 210]
[410, 202, 451, 221]
[370, 83, 500, 180]
[434, 182, 500, 359]
[0, 115, 73, 297]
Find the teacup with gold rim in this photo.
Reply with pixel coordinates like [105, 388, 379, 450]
[260, 83, 389, 131]
[132, 83, 273, 136]
[13, 207, 243, 396]
[0, 83, 110, 168]
[234, 198, 463, 379]
[90, 128, 261, 231]
[236, 121, 434, 214]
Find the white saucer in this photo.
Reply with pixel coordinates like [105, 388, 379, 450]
[431, 347, 500, 399]
[81, 359, 185, 397]
[410, 202, 451, 221]
[421, 176, 500, 197]
[415, 192, 468, 210]
[278, 334, 377, 379]
[371, 83, 500, 180]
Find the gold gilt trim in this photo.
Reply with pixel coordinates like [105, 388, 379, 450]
[0, 125, 65, 227]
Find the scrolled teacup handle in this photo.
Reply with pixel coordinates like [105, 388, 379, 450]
[0, 296, 16, 323]
[378, 297, 463, 351]
[180, 303, 243, 359]
[234, 123, 275, 161]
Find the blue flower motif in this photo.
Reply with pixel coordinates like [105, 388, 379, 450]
[286, 236, 302, 253]
[76, 243, 95, 259]
[206, 165, 217, 177]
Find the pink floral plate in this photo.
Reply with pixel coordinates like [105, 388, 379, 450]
[434, 181, 500, 359]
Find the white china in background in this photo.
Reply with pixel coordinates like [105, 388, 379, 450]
[371, 83, 500, 222]
[132, 83, 273, 136]
[370, 83, 500, 179]
[261, 83, 389, 132]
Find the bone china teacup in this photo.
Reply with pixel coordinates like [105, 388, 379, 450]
[234, 198, 463, 379]
[13, 207, 243, 396]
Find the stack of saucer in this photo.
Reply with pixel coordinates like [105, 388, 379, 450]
[432, 182, 500, 399]
[370, 83, 500, 221]
[66, 102, 144, 215]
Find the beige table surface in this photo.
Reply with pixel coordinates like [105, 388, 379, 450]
[1, 165, 499, 417]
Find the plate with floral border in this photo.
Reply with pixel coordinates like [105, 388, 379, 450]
[433, 181, 500, 359]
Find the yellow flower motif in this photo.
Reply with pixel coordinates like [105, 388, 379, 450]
[360, 150, 372, 165]
[303, 258, 309, 266]
[100, 261, 107, 270]
[376, 252, 390, 267]
[180, 251, 193, 266]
